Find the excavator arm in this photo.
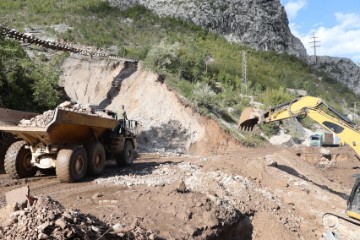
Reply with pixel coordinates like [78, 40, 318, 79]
[262, 96, 323, 122]
[238, 96, 323, 129]
[239, 96, 360, 157]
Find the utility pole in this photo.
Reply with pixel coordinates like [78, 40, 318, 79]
[309, 34, 320, 64]
[242, 50, 247, 95]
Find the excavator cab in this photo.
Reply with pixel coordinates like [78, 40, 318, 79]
[347, 174, 360, 221]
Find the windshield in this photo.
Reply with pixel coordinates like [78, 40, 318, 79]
[310, 135, 320, 140]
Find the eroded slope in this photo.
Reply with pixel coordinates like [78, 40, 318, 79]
[60, 57, 241, 155]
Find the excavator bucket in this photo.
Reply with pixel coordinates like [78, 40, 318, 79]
[238, 107, 264, 131]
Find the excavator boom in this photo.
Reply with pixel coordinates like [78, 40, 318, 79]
[239, 96, 360, 157]
[239, 96, 323, 129]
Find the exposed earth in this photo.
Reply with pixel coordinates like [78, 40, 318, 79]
[0, 56, 359, 239]
[0, 146, 358, 239]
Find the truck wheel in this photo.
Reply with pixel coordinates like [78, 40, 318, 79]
[56, 146, 88, 183]
[0, 139, 5, 171]
[116, 141, 135, 166]
[0, 133, 16, 171]
[4, 140, 37, 179]
[86, 142, 106, 176]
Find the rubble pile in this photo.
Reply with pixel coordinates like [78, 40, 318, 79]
[96, 160, 302, 235]
[19, 110, 55, 127]
[18, 101, 113, 127]
[0, 196, 160, 240]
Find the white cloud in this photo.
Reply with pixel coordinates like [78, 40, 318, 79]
[283, 0, 307, 19]
[290, 12, 360, 63]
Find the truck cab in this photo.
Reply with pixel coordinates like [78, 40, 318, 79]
[310, 134, 322, 146]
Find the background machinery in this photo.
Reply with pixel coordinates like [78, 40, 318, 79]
[238, 95, 360, 239]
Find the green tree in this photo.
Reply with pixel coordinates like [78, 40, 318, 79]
[0, 31, 60, 111]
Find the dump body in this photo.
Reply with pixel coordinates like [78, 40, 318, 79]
[0, 108, 118, 146]
[0, 108, 37, 126]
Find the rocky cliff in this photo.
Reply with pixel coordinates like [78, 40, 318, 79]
[313, 56, 360, 95]
[107, 0, 307, 58]
[107, 0, 360, 96]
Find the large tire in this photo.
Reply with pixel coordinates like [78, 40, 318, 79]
[86, 142, 106, 176]
[56, 145, 88, 183]
[4, 140, 37, 179]
[116, 141, 135, 166]
[0, 133, 16, 171]
[0, 139, 5, 171]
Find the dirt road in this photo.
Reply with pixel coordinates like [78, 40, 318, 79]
[1, 145, 358, 239]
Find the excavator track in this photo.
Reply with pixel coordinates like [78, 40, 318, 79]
[322, 213, 360, 240]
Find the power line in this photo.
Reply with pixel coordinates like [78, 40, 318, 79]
[309, 34, 320, 64]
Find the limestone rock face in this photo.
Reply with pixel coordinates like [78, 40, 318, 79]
[107, 0, 307, 58]
[313, 56, 360, 95]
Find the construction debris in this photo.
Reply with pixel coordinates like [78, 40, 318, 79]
[18, 101, 113, 127]
[0, 195, 160, 240]
[5, 185, 29, 208]
[19, 110, 55, 127]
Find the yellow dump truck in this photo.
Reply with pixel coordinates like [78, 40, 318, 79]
[0, 105, 137, 183]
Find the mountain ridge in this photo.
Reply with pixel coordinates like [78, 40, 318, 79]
[108, 0, 307, 58]
[108, 0, 360, 96]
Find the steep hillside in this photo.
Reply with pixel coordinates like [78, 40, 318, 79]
[314, 56, 360, 95]
[108, 0, 307, 58]
[1, 0, 359, 135]
[107, 0, 360, 98]
[1, 0, 358, 116]
[60, 56, 242, 155]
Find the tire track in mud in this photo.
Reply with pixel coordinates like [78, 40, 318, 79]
[0, 173, 99, 208]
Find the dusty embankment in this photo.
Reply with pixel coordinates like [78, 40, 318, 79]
[60, 56, 241, 155]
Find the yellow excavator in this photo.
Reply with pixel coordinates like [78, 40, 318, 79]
[238, 96, 360, 239]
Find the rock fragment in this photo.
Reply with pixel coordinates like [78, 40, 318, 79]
[0, 195, 161, 240]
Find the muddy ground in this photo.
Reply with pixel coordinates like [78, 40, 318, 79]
[0, 145, 358, 239]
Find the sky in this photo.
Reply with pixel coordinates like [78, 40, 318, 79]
[281, 0, 360, 64]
